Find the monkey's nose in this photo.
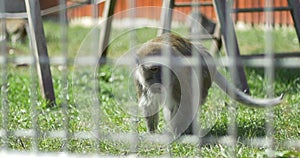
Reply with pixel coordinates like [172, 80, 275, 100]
[150, 83, 163, 93]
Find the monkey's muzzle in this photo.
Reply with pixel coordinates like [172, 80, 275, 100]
[149, 83, 164, 93]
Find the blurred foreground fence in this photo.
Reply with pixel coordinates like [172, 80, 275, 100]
[0, 0, 300, 157]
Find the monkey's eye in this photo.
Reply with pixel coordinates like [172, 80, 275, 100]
[149, 66, 159, 73]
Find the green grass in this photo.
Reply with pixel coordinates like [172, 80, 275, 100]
[1, 21, 300, 157]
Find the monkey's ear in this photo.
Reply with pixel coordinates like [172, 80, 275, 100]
[135, 57, 140, 65]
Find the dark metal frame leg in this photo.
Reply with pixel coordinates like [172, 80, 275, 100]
[25, 0, 56, 105]
[98, 0, 117, 64]
[213, 0, 250, 93]
[288, 0, 300, 44]
[157, 0, 175, 35]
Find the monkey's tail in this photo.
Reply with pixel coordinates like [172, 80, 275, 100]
[214, 72, 284, 107]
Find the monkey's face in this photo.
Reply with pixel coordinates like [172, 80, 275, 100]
[138, 63, 163, 93]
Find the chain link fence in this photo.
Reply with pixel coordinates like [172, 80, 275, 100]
[0, 0, 300, 157]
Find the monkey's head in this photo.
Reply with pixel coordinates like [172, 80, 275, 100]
[134, 42, 180, 94]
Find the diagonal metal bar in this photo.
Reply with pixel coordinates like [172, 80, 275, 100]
[213, 0, 250, 94]
[25, 0, 56, 106]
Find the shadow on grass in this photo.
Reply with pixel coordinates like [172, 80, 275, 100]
[245, 67, 300, 95]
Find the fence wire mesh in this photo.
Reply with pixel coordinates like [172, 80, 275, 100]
[0, 0, 300, 157]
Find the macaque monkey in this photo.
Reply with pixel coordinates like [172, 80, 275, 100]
[134, 33, 283, 136]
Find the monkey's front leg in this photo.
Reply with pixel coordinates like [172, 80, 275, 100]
[145, 113, 159, 133]
[139, 93, 160, 133]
